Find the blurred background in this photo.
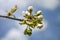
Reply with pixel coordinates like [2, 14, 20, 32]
[0, 0, 60, 40]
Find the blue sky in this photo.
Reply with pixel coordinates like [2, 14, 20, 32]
[0, 0, 60, 40]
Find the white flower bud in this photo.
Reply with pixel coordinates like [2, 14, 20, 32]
[38, 15, 43, 21]
[34, 10, 42, 16]
[38, 15, 43, 19]
[28, 6, 33, 11]
[37, 10, 42, 14]
[28, 6, 33, 13]
[23, 11, 30, 17]
[37, 24, 43, 29]
[25, 11, 30, 15]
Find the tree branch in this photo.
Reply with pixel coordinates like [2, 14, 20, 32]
[0, 15, 23, 21]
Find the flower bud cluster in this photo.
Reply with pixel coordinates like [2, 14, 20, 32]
[20, 6, 44, 36]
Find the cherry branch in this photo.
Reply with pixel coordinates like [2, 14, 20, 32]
[0, 5, 43, 36]
[0, 15, 23, 21]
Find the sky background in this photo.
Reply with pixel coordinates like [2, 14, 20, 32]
[0, 0, 60, 40]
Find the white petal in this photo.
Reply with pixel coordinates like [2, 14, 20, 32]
[37, 10, 42, 14]
[28, 6, 33, 10]
[38, 15, 43, 18]
[25, 11, 30, 15]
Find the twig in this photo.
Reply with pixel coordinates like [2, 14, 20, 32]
[0, 15, 23, 21]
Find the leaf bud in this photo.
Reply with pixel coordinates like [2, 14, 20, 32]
[28, 6, 33, 13]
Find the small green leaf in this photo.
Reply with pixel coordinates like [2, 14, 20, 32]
[19, 20, 26, 25]
[7, 5, 17, 16]
[24, 27, 32, 36]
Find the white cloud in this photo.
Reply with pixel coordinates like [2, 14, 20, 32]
[7, 0, 27, 7]
[26, 0, 59, 10]
[1, 28, 28, 40]
[41, 19, 48, 30]
[0, 10, 6, 15]
[0, 0, 59, 14]
[0, 0, 28, 8]
[0, 0, 59, 16]
[40, 0, 59, 10]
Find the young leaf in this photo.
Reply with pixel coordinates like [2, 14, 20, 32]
[7, 5, 17, 16]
